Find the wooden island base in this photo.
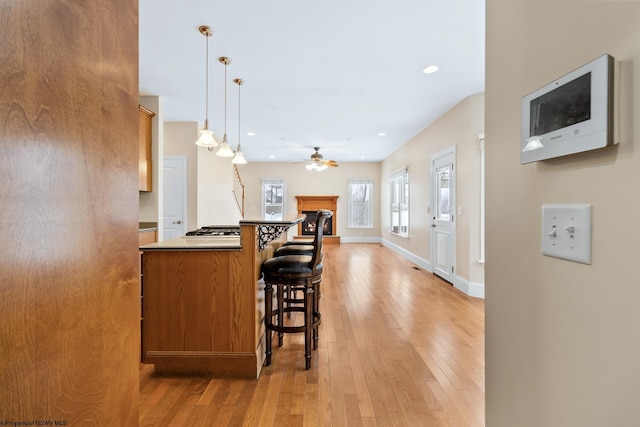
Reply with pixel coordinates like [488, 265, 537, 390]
[141, 218, 303, 378]
[144, 344, 265, 378]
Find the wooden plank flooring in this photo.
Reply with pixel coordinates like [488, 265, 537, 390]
[139, 243, 485, 426]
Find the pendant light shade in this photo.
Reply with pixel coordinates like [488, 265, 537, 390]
[216, 138, 234, 157]
[231, 78, 247, 165]
[216, 57, 234, 157]
[231, 151, 247, 164]
[196, 128, 216, 147]
[195, 26, 218, 149]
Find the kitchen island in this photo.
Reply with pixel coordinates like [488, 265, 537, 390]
[140, 216, 304, 378]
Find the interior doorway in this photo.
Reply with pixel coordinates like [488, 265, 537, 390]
[163, 156, 187, 239]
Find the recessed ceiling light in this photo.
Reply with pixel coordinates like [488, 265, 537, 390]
[378, 132, 386, 137]
[423, 65, 439, 74]
[247, 132, 256, 136]
[269, 155, 275, 159]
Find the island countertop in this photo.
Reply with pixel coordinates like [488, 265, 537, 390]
[139, 235, 242, 250]
[238, 214, 305, 226]
[139, 215, 305, 251]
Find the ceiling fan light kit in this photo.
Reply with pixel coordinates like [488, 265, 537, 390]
[304, 147, 338, 171]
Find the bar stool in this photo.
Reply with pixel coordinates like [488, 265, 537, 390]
[273, 210, 323, 318]
[282, 238, 314, 246]
[273, 243, 314, 256]
[262, 210, 333, 369]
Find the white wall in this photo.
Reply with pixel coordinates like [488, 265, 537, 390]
[196, 139, 244, 226]
[485, 2, 640, 426]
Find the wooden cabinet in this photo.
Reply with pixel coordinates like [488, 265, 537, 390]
[138, 229, 157, 361]
[139, 105, 155, 192]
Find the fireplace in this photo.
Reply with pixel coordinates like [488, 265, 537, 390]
[301, 210, 333, 236]
[295, 195, 340, 244]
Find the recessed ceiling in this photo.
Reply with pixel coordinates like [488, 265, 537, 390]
[139, 0, 485, 162]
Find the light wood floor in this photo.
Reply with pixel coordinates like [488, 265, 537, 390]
[139, 243, 485, 426]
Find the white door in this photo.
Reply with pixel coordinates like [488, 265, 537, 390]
[163, 156, 187, 239]
[431, 147, 456, 283]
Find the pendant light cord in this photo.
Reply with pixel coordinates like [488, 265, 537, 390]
[223, 61, 227, 135]
[205, 32, 209, 128]
[237, 81, 241, 150]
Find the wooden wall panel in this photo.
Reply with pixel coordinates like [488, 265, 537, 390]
[0, 1, 139, 425]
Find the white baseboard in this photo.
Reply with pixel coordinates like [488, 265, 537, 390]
[453, 276, 485, 299]
[381, 238, 484, 299]
[381, 239, 432, 272]
[340, 236, 383, 244]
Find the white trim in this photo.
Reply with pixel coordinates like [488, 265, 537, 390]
[389, 167, 409, 237]
[381, 238, 432, 272]
[261, 178, 285, 221]
[163, 155, 188, 237]
[347, 178, 374, 229]
[370, 238, 485, 299]
[452, 275, 485, 299]
[479, 133, 485, 265]
[340, 236, 382, 244]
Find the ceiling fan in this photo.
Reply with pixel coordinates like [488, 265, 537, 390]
[305, 147, 338, 171]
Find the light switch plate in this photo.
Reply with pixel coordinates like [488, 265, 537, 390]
[541, 204, 592, 264]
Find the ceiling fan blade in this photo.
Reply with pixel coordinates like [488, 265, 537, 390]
[324, 160, 339, 167]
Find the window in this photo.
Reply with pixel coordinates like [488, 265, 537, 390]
[348, 179, 373, 228]
[389, 167, 409, 236]
[261, 179, 285, 220]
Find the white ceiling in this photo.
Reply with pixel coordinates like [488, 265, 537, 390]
[139, 0, 485, 163]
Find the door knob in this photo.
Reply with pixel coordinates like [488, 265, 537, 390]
[173, 220, 182, 224]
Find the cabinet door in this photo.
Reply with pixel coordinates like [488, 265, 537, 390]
[139, 106, 155, 191]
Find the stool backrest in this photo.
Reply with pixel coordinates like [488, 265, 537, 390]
[311, 209, 333, 273]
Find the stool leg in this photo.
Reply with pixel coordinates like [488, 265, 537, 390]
[276, 284, 284, 347]
[264, 281, 273, 366]
[313, 279, 320, 350]
[304, 283, 313, 370]
[285, 285, 291, 319]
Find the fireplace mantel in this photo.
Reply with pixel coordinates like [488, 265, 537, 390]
[294, 195, 340, 244]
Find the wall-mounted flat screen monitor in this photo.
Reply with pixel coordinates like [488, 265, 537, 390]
[521, 54, 614, 164]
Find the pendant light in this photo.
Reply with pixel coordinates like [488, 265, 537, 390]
[231, 78, 247, 165]
[216, 56, 235, 157]
[194, 26, 217, 149]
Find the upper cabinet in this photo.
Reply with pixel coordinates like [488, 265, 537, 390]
[139, 105, 156, 192]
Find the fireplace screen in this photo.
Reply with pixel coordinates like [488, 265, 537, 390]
[301, 211, 332, 235]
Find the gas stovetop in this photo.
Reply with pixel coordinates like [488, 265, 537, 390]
[185, 226, 240, 237]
